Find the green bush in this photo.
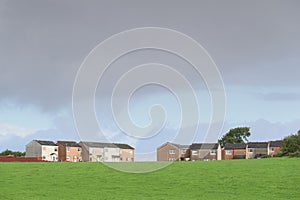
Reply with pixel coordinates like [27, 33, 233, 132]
[273, 152, 288, 157]
[289, 151, 300, 158]
[261, 155, 271, 158]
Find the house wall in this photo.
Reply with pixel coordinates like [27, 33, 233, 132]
[80, 144, 89, 162]
[89, 147, 104, 162]
[157, 144, 180, 161]
[191, 149, 217, 161]
[222, 149, 234, 160]
[41, 145, 58, 161]
[269, 147, 281, 156]
[103, 147, 120, 162]
[120, 149, 134, 162]
[25, 141, 42, 158]
[248, 147, 268, 159]
[66, 146, 82, 162]
[57, 143, 66, 162]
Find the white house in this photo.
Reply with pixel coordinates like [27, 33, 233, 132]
[25, 140, 58, 161]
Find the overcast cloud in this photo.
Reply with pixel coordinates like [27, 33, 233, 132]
[0, 0, 300, 155]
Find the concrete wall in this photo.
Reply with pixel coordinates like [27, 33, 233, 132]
[26, 141, 42, 158]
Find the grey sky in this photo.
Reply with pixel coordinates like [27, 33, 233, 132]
[0, 0, 300, 155]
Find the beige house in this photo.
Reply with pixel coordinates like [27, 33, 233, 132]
[79, 142, 134, 162]
[25, 140, 58, 161]
[57, 141, 82, 162]
[157, 142, 190, 161]
[190, 143, 222, 161]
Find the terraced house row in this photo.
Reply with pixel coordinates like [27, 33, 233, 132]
[157, 141, 283, 161]
[25, 140, 134, 162]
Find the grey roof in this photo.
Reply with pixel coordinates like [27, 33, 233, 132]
[169, 143, 190, 149]
[190, 143, 219, 150]
[247, 142, 268, 148]
[79, 142, 134, 149]
[57, 141, 81, 147]
[114, 143, 134, 149]
[224, 143, 247, 150]
[269, 140, 283, 147]
[35, 140, 57, 146]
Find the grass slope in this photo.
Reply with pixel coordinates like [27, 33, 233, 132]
[0, 158, 299, 199]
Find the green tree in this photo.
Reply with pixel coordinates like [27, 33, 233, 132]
[282, 130, 300, 153]
[0, 149, 25, 157]
[218, 127, 251, 147]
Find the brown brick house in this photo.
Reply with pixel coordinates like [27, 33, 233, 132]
[247, 142, 269, 159]
[269, 140, 283, 156]
[57, 141, 82, 162]
[222, 143, 247, 160]
[190, 143, 221, 161]
[115, 143, 135, 162]
[157, 142, 190, 161]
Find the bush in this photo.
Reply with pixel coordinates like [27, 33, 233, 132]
[261, 155, 271, 158]
[273, 152, 288, 157]
[289, 151, 300, 158]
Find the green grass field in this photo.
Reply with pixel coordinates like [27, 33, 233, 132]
[0, 158, 299, 199]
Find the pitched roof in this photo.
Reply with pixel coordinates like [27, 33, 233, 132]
[35, 140, 57, 146]
[157, 142, 190, 150]
[114, 143, 134, 149]
[269, 140, 283, 147]
[57, 141, 81, 147]
[190, 143, 219, 150]
[224, 143, 247, 150]
[79, 142, 134, 149]
[169, 143, 190, 149]
[247, 142, 268, 148]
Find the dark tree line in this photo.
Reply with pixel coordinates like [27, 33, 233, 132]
[0, 149, 25, 157]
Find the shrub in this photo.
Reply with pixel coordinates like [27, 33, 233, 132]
[261, 155, 271, 158]
[289, 151, 300, 158]
[273, 152, 288, 157]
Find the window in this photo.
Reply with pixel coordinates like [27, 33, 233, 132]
[66, 156, 70, 161]
[270, 148, 275, 152]
[181, 149, 187, 154]
[169, 149, 175, 154]
[192, 150, 198, 155]
[169, 158, 176, 161]
[42, 156, 46, 159]
[66, 147, 70, 152]
[54, 148, 58, 152]
[78, 148, 81, 152]
[210, 150, 216, 155]
[248, 148, 253, 153]
[226, 150, 232, 155]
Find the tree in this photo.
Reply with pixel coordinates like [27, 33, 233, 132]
[0, 149, 25, 157]
[282, 130, 300, 154]
[218, 127, 251, 147]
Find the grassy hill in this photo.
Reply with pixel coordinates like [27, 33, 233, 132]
[0, 158, 299, 199]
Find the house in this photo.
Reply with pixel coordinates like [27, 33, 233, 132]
[247, 142, 269, 159]
[157, 142, 190, 161]
[79, 142, 134, 162]
[269, 140, 283, 156]
[25, 140, 58, 162]
[56, 141, 82, 162]
[190, 143, 221, 161]
[222, 143, 247, 160]
[116, 143, 135, 162]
